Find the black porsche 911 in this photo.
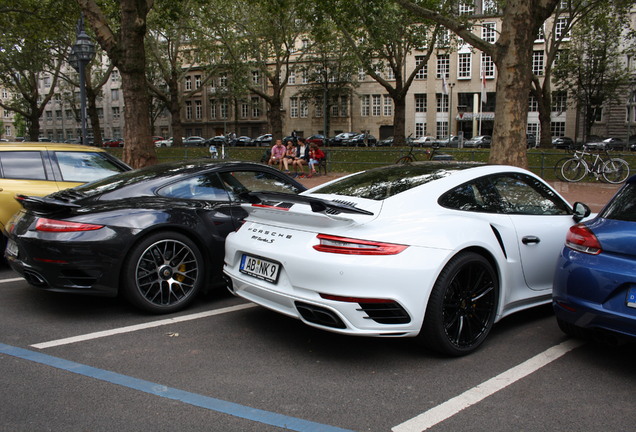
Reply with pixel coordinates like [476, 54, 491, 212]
[4, 160, 305, 314]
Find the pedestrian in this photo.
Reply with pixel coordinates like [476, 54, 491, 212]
[268, 139, 286, 169]
[291, 138, 310, 177]
[307, 144, 325, 178]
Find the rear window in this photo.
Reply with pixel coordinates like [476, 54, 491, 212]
[311, 163, 479, 200]
[54, 151, 126, 182]
[600, 182, 636, 222]
[0, 151, 47, 180]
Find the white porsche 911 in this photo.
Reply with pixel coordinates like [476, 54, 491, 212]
[223, 162, 590, 356]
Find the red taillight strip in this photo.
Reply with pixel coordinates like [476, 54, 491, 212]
[313, 233, 407, 255]
[251, 204, 290, 211]
[36, 218, 104, 232]
[320, 293, 396, 304]
[565, 224, 602, 255]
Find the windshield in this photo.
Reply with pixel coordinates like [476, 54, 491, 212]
[311, 162, 480, 201]
[599, 181, 636, 222]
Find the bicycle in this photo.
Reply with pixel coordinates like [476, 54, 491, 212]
[557, 147, 630, 184]
[396, 137, 453, 164]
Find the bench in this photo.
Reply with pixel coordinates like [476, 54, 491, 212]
[316, 150, 329, 175]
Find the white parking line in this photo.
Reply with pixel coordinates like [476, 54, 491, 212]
[31, 303, 257, 349]
[0, 277, 24, 284]
[392, 339, 584, 432]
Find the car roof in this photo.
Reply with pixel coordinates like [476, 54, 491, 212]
[0, 142, 110, 152]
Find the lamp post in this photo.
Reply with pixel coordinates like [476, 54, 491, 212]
[69, 16, 96, 146]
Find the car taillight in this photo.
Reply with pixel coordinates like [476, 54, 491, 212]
[565, 224, 602, 255]
[313, 234, 407, 255]
[35, 218, 104, 232]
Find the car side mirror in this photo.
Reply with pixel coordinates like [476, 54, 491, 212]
[572, 202, 591, 222]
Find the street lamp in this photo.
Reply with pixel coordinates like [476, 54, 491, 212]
[69, 16, 96, 146]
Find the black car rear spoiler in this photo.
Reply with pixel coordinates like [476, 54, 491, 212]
[241, 191, 374, 216]
[15, 194, 80, 214]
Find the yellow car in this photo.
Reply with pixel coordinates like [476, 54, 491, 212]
[0, 142, 130, 249]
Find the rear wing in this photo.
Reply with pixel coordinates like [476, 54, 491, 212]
[240, 191, 374, 216]
[15, 194, 80, 214]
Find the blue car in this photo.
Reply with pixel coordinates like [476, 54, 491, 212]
[553, 175, 636, 343]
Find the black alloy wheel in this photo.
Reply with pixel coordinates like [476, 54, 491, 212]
[419, 251, 499, 356]
[122, 231, 204, 313]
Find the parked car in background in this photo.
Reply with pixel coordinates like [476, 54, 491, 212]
[330, 132, 357, 146]
[152, 136, 164, 143]
[526, 133, 538, 148]
[463, 135, 492, 148]
[155, 137, 174, 147]
[103, 138, 124, 148]
[552, 136, 575, 149]
[252, 134, 273, 147]
[234, 136, 252, 146]
[344, 133, 377, 147]
[306, 134, 325, 146]
[183, 136, 207, 147]
[4, 161, 305, 314]
[412, 136, 437, 147]
[205, 136, 228, 147]
[376, 136, 395, 147]
[224, 162, 591, 356]
[553, 175, 636, 343]
[585, 137, 626, 151]
[436, 135, 460, 147]
[0, 142, 130, 254]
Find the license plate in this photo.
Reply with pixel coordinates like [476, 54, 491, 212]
[5, 239, 18, 257]
[627, 287, 636, 308]
[240, 254, 281, 283]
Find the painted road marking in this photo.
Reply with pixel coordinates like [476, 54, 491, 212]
[0, 343, 355, 432]
[31, 303, 257, 349]
[392, 339, 584, 432]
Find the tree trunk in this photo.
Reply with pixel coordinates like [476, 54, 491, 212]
[86, 82, 102, 147]
[392, 95, 406, 145]
[269, 96, 284, 141]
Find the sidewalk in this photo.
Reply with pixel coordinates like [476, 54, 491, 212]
[297, 173, 621, 213]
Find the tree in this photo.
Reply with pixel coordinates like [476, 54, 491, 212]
[396, 0, 561, 167]
[553, 3, 635, 141]
[0, 0, 75, 141]
[530, 0, 634, 149]
[77, 0, 157, 168]
[201, 0, 309, 142]
[319, 0, 440, 145]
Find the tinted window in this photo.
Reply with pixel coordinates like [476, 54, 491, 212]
[219, 170, 302, 200]
[54, 151, 125, 182]
[600, 183, 636, 222]
[0, 151, 47, 180]
[158, 173, 229, 201]
[440, 173, 570, 215]
[313, 163, 476, 200]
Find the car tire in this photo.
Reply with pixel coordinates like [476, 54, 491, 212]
[556, 317, 590, 340]
[122, 231, 204, 314]
[418, 251, 499, 356]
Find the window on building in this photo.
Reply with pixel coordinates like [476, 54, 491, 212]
[550, 121, 566, 136]
[185, 76, 192, 91]
[185, 101, 192, 119]
[535, 25, 545, 42]
[437, 54, 450, 79]
[415, 122, 426, 137]
[288, 70, 296, 84]
[437, 94, 449, 112]
[111, 70, 120, 82]
[459, 3, 475, 15]
[300, 99, 309, 118]
[97, 108, 103, 119]
[315, 98, 323, 117]
[55, 110, 62, 120]
[555, 17, 570, 40]
[372, 95, 381, 116]
[111, 89, 119, 101]
[252, 71, 260, 85]
[219, 73, 227, 88]
[436, 121, 449, 139]
[302, 70, 309, 84]
[290, 97, 299, 118]
[481, 53, 495, 78]
[361, 95, 370, 116]
[552, 91, 567, 113]
[340, 96, 348, 117]
[331, 98, 339, 117]
[358, 68, 366, 81]
[5, 125, 11, 137]
[195, 75, 201, 89]
[383, 95, 393, 116]
[220, 98, 228, 119]
[528, 95, 539, 112]
[112, 107, 120, 119]
[65, 109, 73, 119]
[241, 101, 249, 118]
[415, 94, 427, 113]
[210, 99, 217, 119]
[458, 52, 471, 79]
[415, 55, 428, 79]
[532, 50, 545, 76]
[483, 0, 498, 14]
[482, 22, 496, 43]
[252, 97, 261, 118]
[195, 100, 202, 119]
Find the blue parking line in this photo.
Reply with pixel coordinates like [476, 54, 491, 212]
[1, 343, 355, 432]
